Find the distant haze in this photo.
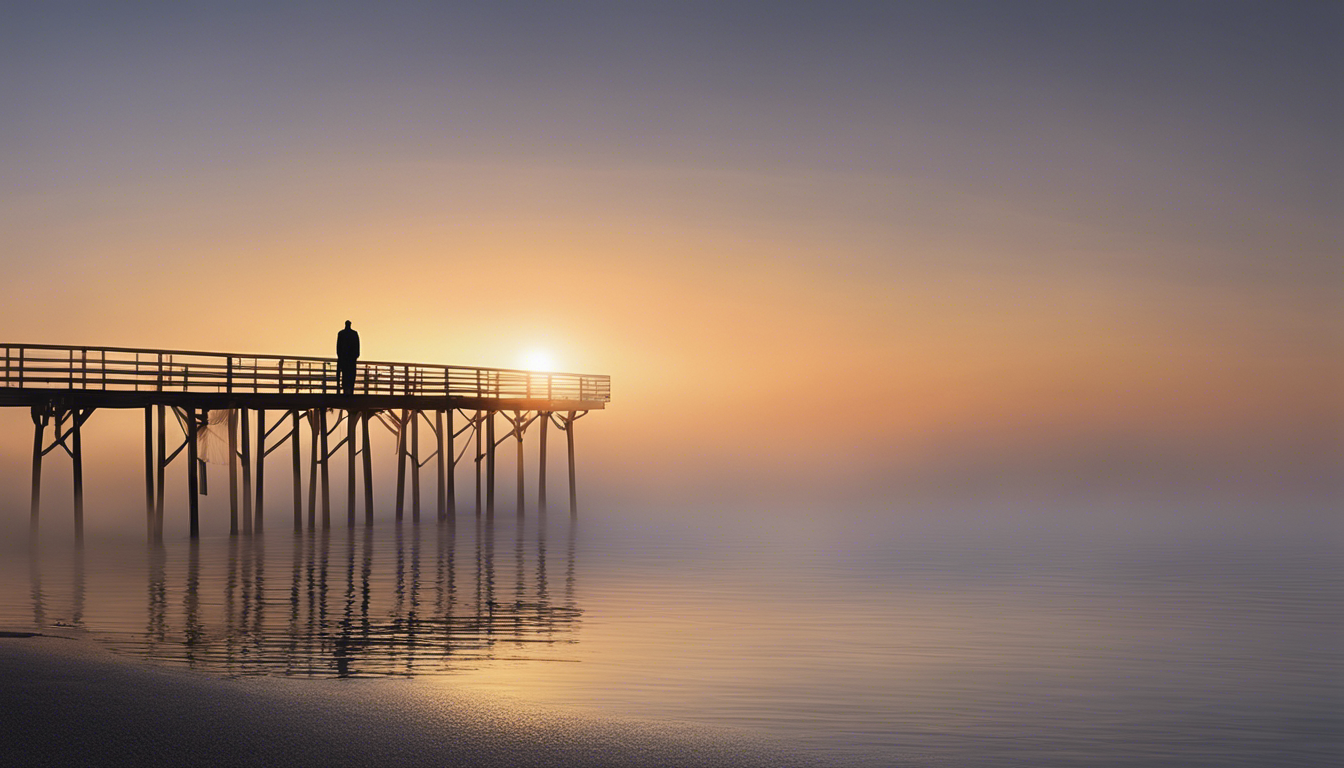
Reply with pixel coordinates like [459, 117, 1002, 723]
[1, 2, 1338, 536]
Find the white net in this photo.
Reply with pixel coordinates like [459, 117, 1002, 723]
[196, 409, 234, 465]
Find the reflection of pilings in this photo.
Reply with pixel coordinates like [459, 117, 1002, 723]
[225, 536, 238, 663]
[407, 524, 421, 673]
[250, 536, 266, 652]
[514, 520, 525, 636]
[566, 519, 576, 605]
[360, 526, 372, 645]
[147, 544, 166, 644]
[29, 551, 44, 627]
[120, 514, 580, 676]
[537, 519, 548, 607]
[288, 533, 302, 670]
[71, 542, 85, 627]
[184, 541, 201, 658]
[482, 515, 495, 627]
[444, 524, 460, 661]
[336, 529, 355, 677]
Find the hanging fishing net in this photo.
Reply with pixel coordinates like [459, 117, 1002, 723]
[196, 409, 234, 465]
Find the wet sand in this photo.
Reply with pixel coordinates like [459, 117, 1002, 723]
[1, 634, 821, 767]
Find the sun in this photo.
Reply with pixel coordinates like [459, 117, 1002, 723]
[519, 348, 556, 372]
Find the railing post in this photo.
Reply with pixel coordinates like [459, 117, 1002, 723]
[227, 356, 234, 393]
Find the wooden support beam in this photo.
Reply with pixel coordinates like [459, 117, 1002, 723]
[187, 408, 200, 538]
[395, 409, 408, 522]
[362, 411, 374, 526]
[515, 411, 524, 520]
[29, 407, 44, 538]
[411, 409, 421, 523]
[228, 408, 239, 535]
[347, 409, 356, 528]
[319, 408, 330, 529]
[255, 409, 265, 532]
[72, 409, 85, 543]
[155, 405, 166, 542]
[144, 406, 154, 539]
[567, 411, 577, 521]
[307, 411, 318, 530]
[539, 412, 548, 516]
[291, 409, 302, 532]
[241, 408, 253, 535]
[435, 410, 446, 521]
[486, 411, 496, 520]
[474, 412, 482, 518]
[445, 408, 456, 520]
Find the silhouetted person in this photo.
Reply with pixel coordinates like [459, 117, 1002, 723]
[337, 320, 360, 395]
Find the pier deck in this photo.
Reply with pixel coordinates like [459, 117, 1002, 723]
[2, 343, 610, 541]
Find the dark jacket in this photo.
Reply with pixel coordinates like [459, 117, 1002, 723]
[337, 328, 360, 362]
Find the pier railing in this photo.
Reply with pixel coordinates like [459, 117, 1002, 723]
[0, 343, 611, 403]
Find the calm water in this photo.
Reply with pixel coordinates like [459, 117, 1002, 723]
[3, 515, 1340, 767]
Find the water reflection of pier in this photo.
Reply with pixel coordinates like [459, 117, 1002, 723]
[32, 520, 579, 677]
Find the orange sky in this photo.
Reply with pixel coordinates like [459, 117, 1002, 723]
[0, 4, 1339, 529]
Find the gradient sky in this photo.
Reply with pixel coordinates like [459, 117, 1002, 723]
[1, 2, 1339, 528]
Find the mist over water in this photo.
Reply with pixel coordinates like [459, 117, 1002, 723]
[5, 509, 1339, 767]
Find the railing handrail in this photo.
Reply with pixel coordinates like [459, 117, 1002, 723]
[0, 342, 610, 402]
[0, 342, 597, 380]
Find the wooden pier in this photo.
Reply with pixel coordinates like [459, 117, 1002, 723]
[1, 343, 610, 541]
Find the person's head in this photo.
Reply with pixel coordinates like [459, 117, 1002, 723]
[345, 320, 352, 329]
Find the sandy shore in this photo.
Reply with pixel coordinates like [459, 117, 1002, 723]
[1, 633, 821, 767]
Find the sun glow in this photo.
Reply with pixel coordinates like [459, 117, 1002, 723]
[520, 348, 556, 372]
